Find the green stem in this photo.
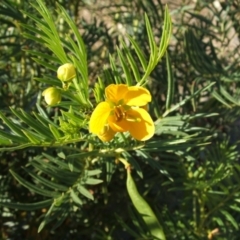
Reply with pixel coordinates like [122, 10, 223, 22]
[118, 157, 130, 169]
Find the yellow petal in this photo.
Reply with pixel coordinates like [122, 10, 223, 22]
[89, 102, 111, 134]
[127, 108, 155, 141]
[124, 86, 151, 106]
[105, 84, 128, 103]
[97, 125, 116, 142]
[108, 114, 130, 132]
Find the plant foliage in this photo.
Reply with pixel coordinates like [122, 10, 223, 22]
[1, 0, 240, 239]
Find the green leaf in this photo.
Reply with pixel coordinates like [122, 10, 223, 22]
[25, 49, 60, 63]
[0, 112, 27, 139]
[40, 153, 77, 171]
[10, 108, 52, 139]
[51, 210, 69, 231]
[70, 189, 83, 205]
[35, 76, 61, 87]
[22, 32, 46, 45]
[30, 160, 78, 184]
[0, 199, 52, 211]
[31, 57, 58, 71]
[115, 213, 143, 238]
[220, 210, 239, 230]
[49, 124, 62, 140]
[23, 168, 68, 192]
[128, 35, 147, 71]
[0, 136, 12, 145]
[137, 6, 172, 86]
[86, 169, 102, 176]
[77, 185, 94, 200]
[145, 13, 157, 60]
[22, 130, 42, 144]
[109, 54, 122, 84]
[220, 86, 240, 106]
[121, 40, 141, 82]
[10, 170, 60, 198]
[85, 178, 103, 185]
[117, 47, 132, 86]
[57, 4, 86, 60]
[38, 202, 55, 233]
[23, 0, 68, 63]
[163, 81, 216, 117]
[165, 51, 174, 110]
[212, 91, 232, 108]
[105, 159, 115, 184]
[158, 5, 172, 60]
[126, 168, 166, 240]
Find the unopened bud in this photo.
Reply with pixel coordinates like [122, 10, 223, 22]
[57, 63, 76, 82]
[42, 87, 61, 106]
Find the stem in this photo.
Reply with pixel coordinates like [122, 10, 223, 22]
[118, 157, 131, 169]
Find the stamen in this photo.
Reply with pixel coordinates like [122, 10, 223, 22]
[114, 106, 125, 122]
[114, 107, 121, 119]
[126, 116, 141, 122]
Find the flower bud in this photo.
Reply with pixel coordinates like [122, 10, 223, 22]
[57, 63, 76, 82]
[42, 87, 61, 106]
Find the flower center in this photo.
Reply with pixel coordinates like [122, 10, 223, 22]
[113, 105, 141, 123]
[114, 106, 126, 122]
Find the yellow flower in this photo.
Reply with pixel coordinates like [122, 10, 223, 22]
[57, 63, 76, 82]
[42, 87, 61, 106]
[89, 84, 155, 141]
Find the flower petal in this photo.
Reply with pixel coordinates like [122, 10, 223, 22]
[127, 108, 155, 141]
[89, 102, 111, 134]
[124, 86, 151, 106]
[97, 125, 116, 142]
[105, 84, 128, 103]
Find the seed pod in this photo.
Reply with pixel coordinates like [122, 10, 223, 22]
[126, 168, 166, 240]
